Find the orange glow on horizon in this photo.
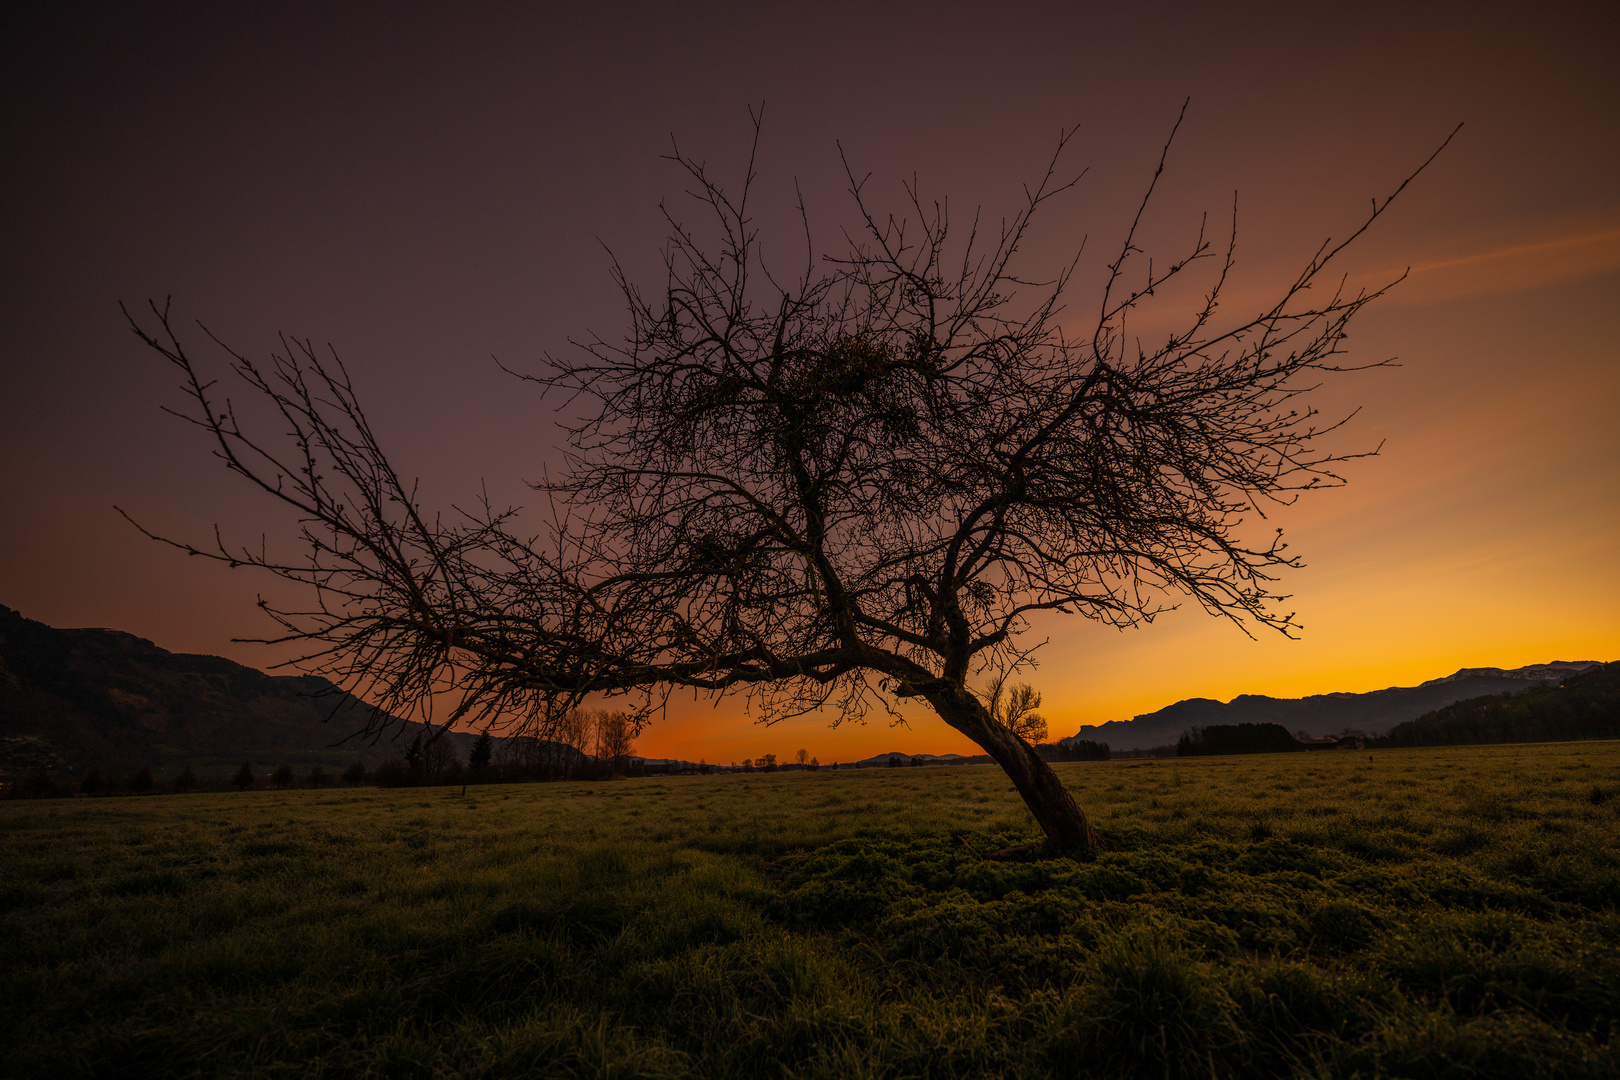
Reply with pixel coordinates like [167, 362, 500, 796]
[2, 5, 1615, 769]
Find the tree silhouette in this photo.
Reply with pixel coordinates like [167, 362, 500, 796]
[422, 731, 458, 781]
[982, 675, 1048, 745]
[125, 110, 1456, 847]
[557, 709, 595, 780]
[469, 728, 495, 773]
[232, 763, 256, 791]
[596, 711, 636, 776]
[80, 766, 106, 796]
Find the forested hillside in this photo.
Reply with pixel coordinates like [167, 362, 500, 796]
[1377, 662, 1620, 747]
[0, 604, 463, 774]
[1063, 661, 1601, 749]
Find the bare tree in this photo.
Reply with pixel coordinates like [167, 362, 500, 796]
[795, 748, 810, 767]
[595, 710, 636, 776]
[423, 731, 458, 781]
[491, 733, 529, 780]
[982, 675, 1048, 745]
[558, 708, 594, 779]
[124, 108, 1456, 847]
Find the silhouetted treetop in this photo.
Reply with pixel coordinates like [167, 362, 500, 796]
[126, 108, 1457, 846]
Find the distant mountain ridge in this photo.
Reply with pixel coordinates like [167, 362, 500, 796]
[840, 751, 978, 768]
[0, 604, 473, 773]
[1063, 662, 1605, 751]
[1421, 664, 1596, 686]
[1378, 663, 1620, 748]
[2, 604, 1608, 770]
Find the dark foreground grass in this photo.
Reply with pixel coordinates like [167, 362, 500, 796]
[3, 743, 1618, 1078]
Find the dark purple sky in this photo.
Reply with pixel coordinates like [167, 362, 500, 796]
[3, 2, 1616, 762]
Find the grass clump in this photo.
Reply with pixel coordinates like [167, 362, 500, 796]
[1, 741, 1618, 1077]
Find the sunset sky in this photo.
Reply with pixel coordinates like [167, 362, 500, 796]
[2, 2, 1615, 766]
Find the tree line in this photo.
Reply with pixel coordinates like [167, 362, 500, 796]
[1176, 723, 1304, 756]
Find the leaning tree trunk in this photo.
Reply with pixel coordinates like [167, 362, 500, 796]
[926, 683, 1100, 849]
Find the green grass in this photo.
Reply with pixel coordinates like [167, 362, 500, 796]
[3, 743, 1619, 1078]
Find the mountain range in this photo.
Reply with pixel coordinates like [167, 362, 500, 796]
[1061, 662, 1605, 751]
[838, 751, 979, 768]
[0, 604, 474, 774]
[0, 603, 1607, 772]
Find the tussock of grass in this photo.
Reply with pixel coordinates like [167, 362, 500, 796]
[2, 742, 1618, 1077]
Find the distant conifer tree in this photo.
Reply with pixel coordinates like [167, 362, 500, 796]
[469, 728, 495, 773]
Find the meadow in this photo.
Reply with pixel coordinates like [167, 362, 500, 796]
[3, 743, 1618, 1079]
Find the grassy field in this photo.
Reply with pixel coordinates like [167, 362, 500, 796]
[3, 743, 1618, 1079]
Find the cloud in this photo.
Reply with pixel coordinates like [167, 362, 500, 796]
[1384, 224, 1620, 306]
[1048, 220, 1620, 343]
